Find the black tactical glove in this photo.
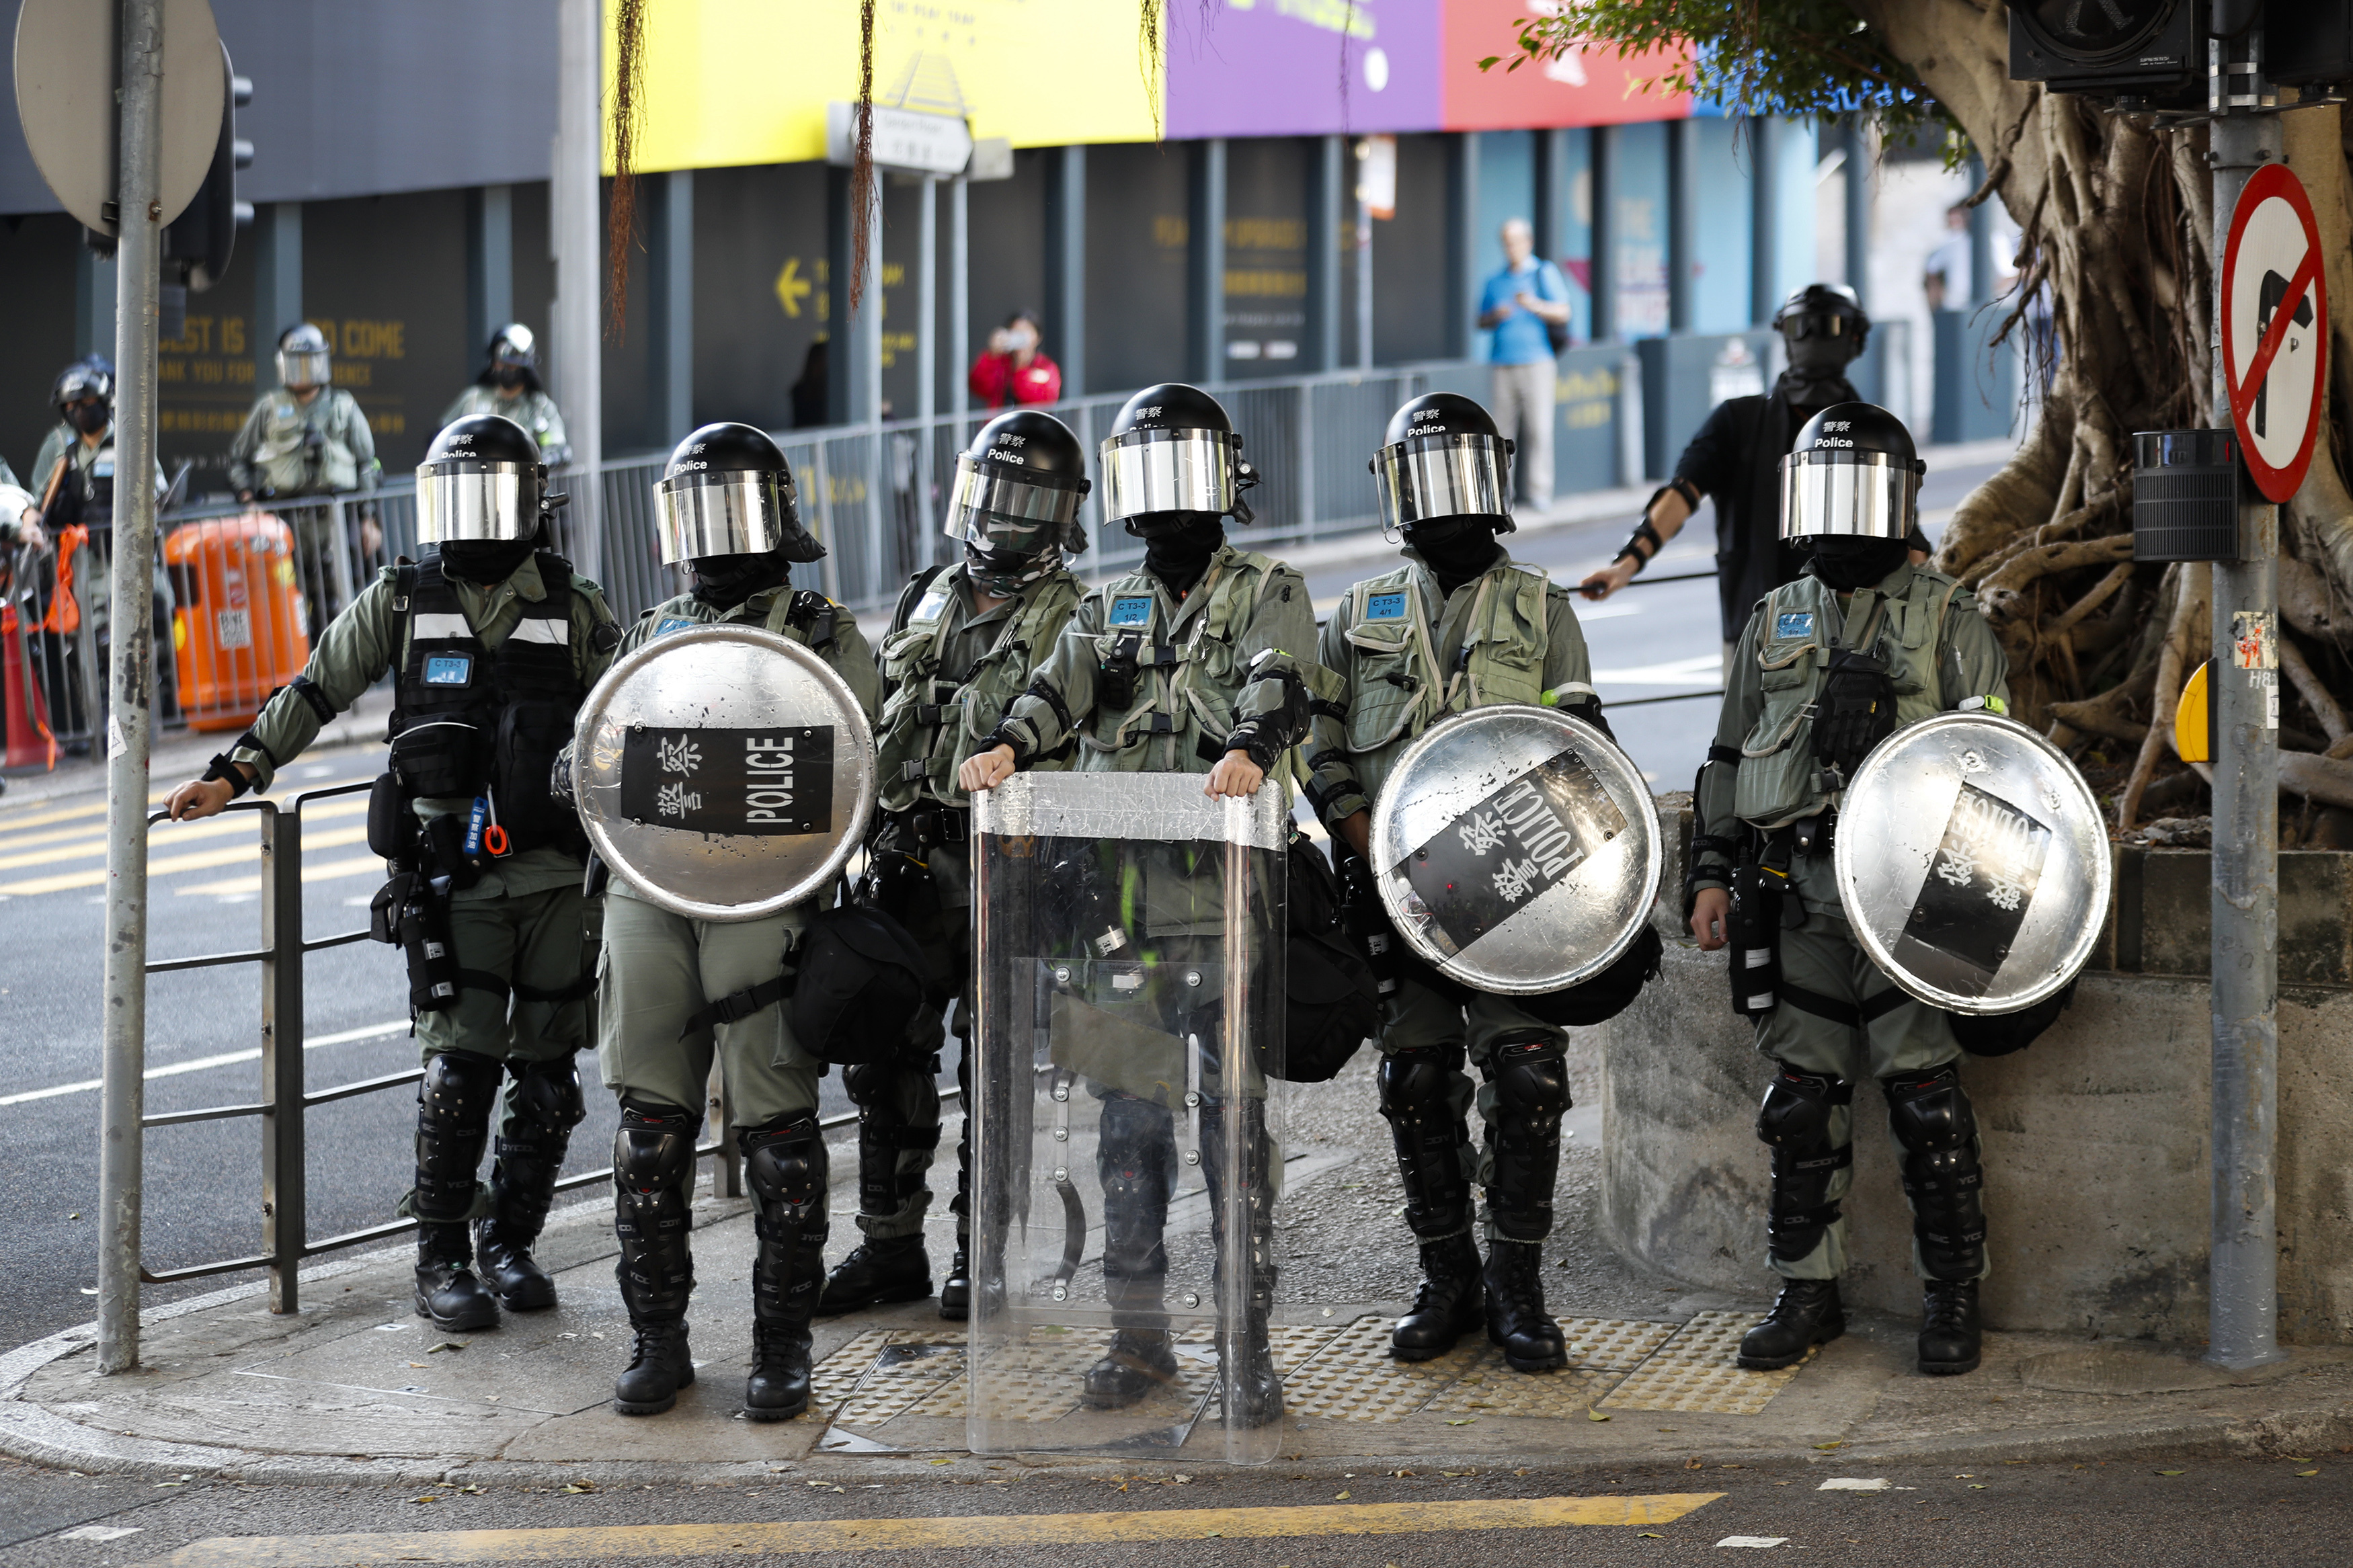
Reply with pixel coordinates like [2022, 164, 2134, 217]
[1810, 648, 1896, 777]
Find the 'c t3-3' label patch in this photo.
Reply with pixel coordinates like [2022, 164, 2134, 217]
[1107, 595, 1154, 627]
[1365, 591, 1410, 622]
[1774, 611, 1815, 641]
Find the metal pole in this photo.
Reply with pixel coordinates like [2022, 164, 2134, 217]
[261, 804, 305, 1313]
[1355, 191, 1373, 372]
[551, 0, 603, 580]
[2205, 32, 2284, 1372]
[918, 175, 937, 556]
[950, 175, 970, 431]
[97, 0, 166, 1376]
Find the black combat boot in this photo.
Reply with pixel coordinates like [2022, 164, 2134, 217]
[1918, 1278, 1982, 1375]
[817, 1236, 933, 1316]
[1378, 1045, 1482, 1360]
[744, 1115, 829, 1420]
[475, 1057, 588, 1311]
[1084, 1092, 1177, 1410]
[1082, 1323, 1181, 1409]
[938, 1242, 971, 1321]
[1221, 1306, 1285, 1428]
[1392, 1234, 1484, 1360]
[1737, 1278, 1845, 1370]
[414, 1223, 500, 1332]
[407, 1052, 504, 1332]
[941, 1032, 974, 1321]
[1482, 1239, 1568, 1372]
[610, 1102, 699, 1415]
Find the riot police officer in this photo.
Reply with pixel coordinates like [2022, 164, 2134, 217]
[594, 423, 880, 1421]
[959, 383, 1318, 1428]
[1306, 393, 1606, 1374]
[1686, 403, 2009, 1377]
[227, 324, 382, 624]
[165, 413, 622, 1335]
[441, 325, 571, 466]
[818, 411, 1088, 1321]
[1580, 286, 1892, 661]
[24, 357, 114, 510]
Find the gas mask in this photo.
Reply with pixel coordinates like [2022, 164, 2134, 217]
[494, 366, 526, 393]
[1124, 511, 1225, 595]
[1807, 536, 1911, 591]
[438, 536, 539, 585]
[964, 542, 1057, 598]
[690, 550, 792, 609]
[1402, 515, 1503, 593]
[67, 401, 110, 436]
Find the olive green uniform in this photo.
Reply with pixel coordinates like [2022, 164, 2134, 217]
[594, 586, 881, 1129]
[225, 386, 380, 625]
[1304, 548, 1597, 1240]
[230, 554, 621, 1192]
[440, 386, 569, 463]
[1691, 562, 2009, 1280]
[855, 563, 1082, 1241]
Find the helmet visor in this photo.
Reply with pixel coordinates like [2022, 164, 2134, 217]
[1778, 449, 1919, 542]
[1373, 433, 1511, 531]
[941, 453, 1087, 553]
[416, 462, 536, 542]
[654, 468, 798, 565]
[278, 348, 331, 387]
[1098, 429, 1236, 522]
[1778, 312, 1859, 342]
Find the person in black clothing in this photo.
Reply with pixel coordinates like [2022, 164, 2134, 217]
[1579, 285, 1923, 665]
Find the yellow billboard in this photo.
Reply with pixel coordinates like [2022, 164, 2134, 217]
[609, 0, 1166, 173]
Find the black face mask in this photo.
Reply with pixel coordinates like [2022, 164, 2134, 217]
[493, 366, 526, 392]
[1403, 515, 1503, 595]
[67, 401, 110, 436]
[1777, 335, 1859, 412]
[690, 549, 791, 609]
[1125, 511, 1225, 595]
[438, 536, 538, 585]
[1807, 536, 1911, 592]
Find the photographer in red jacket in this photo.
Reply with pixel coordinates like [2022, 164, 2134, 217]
[967, 311, 1062, 408]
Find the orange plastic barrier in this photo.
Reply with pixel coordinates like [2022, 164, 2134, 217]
[166, 513, 312, 734]
[1, 602, 56, 772]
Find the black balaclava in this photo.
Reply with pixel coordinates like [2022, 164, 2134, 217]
[690, 548, 791, 609]
[438, 534, 539, 585]
[1776, 335, 1860, 415]
[1404, 515, 1503, 597]
[1807, 536, 1911, 592]
[1127, 511, 1225, 596]
[67, 402, 110, 436]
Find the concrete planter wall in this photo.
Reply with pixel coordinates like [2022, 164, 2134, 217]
[1601, 803, 2353, 1344]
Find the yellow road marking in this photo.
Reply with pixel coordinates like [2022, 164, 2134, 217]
[0, 797, 366, 871]
[151, 1495, 1723, 1567]
[0, 825, 370, 897]
[176, 852, 387, 897]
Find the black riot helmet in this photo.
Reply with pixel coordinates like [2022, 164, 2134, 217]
[1779, 403, 1925, 544]
[1773, 284, 1870, 366]
[276, 322, 331, 390]
[52, 360, 114, 435]
[1098, 382, 1257, 529]
[416, 415, 547, 543]
[652, 421, 825, 567]
[1373, 392, 1516, 538]
[945, 410, 1090, 595]
[481, 323, 543, 393]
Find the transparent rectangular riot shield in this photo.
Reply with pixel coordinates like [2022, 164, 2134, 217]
[968, 774, 1288, 1463]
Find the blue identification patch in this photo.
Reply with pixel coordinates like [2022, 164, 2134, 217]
[423, 653, 474, 687]
[1107, 595, 1154, 628]
[910, 587, 951, 623]
[1774, 611, 1815, 641]
[653, 616, 696, 637]
[1365, 591, 1409, 622]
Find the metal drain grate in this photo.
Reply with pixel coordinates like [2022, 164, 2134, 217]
[1597, 1310, 1813, 1415]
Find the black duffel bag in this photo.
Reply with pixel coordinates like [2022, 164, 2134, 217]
[789, 901, 932, 1067]
[1515, 923, 1665, 1028]
[1275, 833, 1382, 1083]
[1949, 977, 2077, 1057]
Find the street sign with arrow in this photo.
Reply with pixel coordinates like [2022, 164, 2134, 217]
[2221, 161, 2328, 504]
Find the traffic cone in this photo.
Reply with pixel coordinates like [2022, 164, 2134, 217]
[1, 603, 57, 772]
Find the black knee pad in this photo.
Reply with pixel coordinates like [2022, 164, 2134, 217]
[841, 1060, 893, 1108]
[506, 1056, 587, 1135]
[1883, 1065, 1975, 1154]
[1378, 1044, 1462, 1121]
[1765, 1141, 1853, 1263]
[418, 1050, 503, 1134]
[1491, 1033, 1570, 1118]
[1755, 1063, 1853, 1148]
[612, 1100, 697, 1196]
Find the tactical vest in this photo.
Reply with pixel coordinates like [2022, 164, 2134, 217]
[1339, 558, 1552, 756]
[1078, 550, 1287, 772]
[386, 552, 584, 853]
[1732, 567, 1970, 830]
[252, 389, 362, 495]
[641, 584, 838, 649]
[875, 564, 1078, 811]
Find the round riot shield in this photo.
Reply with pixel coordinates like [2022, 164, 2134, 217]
[1833, 710, 2109, 1015]
[1370, 705, 1661, 995]
[571, 624, 876, 921]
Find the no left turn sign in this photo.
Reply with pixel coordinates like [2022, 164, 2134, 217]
[2222, 163, 2328, 503]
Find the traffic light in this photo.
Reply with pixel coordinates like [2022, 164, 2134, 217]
[2006, 0, 2203, 108]
[163, 42, 253, 294]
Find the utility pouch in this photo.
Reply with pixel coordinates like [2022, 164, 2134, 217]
[366, 771, 409, 861]
[388, 718, 483, 800]
[368, 869, 415, 945]
[1098, 632, 1142, 710]
[420, 811, 481, 894]
[494, 698, 576, 849]
[1728, 854, 1784, 1019]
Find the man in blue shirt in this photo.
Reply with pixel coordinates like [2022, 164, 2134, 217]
[1477, 218, 1571, 513]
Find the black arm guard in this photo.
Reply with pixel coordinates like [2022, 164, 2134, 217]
[1224, 651, 1313, 770]
[202, 753, 253, 798]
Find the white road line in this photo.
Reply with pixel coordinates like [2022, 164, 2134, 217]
[1593, 653, 1727, 686]
[0, 1020, 410, 1108]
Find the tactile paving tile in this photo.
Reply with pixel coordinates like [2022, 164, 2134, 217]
[832, 1336, 969, 1427]
[811, 1329, 893, 1417]
[1596, 1310, 1814, 1415]
[1558, 1315, 1680, 1371]
[1278, 1314, 1488, 1423]
[1419, 1363, 1621, 1417]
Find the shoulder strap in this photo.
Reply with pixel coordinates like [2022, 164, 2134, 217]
[891, 564, 947, 636]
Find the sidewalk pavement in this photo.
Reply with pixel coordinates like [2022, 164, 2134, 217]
[5, 1048, 2346, 1490]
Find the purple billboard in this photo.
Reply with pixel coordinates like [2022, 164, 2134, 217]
[1165, 0, 1443, 140]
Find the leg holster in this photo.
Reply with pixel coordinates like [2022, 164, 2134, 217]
[487, 1055, 587, 1244]
[406, 1050, 502, 1226]
[1757, 1062, 1855, 1265]
[1094, 1091, 1174, 1313]
[1482, 1032, 1570, 1243]
[1378, 1044, 1474, 1243]
[742, 1113, 830, 1329]
[1884, 1064, 1987, 1281]
[611, 1100, 698, 1323]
